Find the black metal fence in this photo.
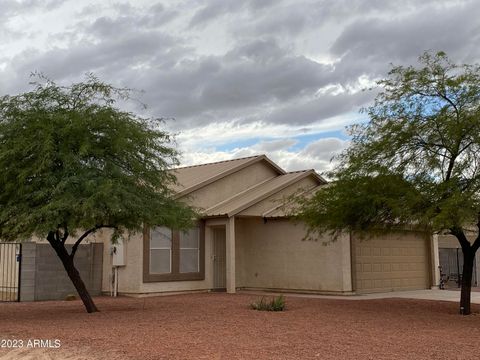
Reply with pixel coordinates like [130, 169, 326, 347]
[439, 247, 477, 288]
[0, 243, 22, 301]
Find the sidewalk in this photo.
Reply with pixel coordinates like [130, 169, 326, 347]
[240, 289, 480, 304]
[350, 289, 480, 304]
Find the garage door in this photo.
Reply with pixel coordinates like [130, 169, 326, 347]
[354, 232, 431, 293]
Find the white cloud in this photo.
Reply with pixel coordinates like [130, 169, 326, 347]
[179, 136, 349, 175]
[0, 0, 478, 170]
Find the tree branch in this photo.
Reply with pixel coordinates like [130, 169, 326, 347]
[449, 226, 471, 251]
[70, 225, 117, 259]
[61, 226, 69, 244]
[436, 90, 459, 119]
[46, 231, 56, 246]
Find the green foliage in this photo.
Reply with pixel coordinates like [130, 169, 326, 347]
[0, 74, 198, 242]
[296, 52, 480, 239]
[250, 295, 286, 311]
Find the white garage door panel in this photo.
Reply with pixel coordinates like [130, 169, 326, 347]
[355, 233, 430, 293]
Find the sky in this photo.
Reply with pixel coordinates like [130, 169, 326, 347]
[1, 0, 479, 173]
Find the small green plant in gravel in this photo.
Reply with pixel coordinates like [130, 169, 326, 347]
[250, 295, 285, 311]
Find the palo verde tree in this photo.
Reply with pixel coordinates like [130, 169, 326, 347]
[0, 75, 197, 313]
[296, 52, 480, 315]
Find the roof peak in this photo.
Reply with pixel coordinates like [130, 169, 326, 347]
[286, 169, 311, 174]
[174, 155, 263, 170]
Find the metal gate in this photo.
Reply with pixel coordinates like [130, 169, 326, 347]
[0, 243, 22, 301]
[439, 248, 477, 288]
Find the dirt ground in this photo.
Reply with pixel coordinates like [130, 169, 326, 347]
[1, 293, 480, 360]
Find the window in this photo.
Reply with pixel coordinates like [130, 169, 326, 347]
[149, 227, 171, 274]
[180, 228, 199, 273]
[143, 222, 204, 282]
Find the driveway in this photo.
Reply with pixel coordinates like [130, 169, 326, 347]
[353, 289, 480, 303]
[241, 288, 480, 304]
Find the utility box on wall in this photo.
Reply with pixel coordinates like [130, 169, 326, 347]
[112, 239, 126, 267]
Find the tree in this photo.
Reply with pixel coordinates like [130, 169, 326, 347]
[296, 52, 480, 315]
[0, 75, 197, 313]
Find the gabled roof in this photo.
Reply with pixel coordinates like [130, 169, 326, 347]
[262, 184, 324, 218]
[171, 155, 285, 197]
[204, 169, 324, 217]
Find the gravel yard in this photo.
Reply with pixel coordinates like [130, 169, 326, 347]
[1, 293, 479, 360]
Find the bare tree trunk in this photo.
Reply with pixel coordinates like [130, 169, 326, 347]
[46, 232, 98, 313]
[459, 249, 474, 315]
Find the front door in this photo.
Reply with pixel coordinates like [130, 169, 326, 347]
[212, 227, 226, 290]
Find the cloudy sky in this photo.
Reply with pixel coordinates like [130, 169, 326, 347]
[1, 0, 479, 173]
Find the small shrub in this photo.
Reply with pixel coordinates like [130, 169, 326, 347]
[271, 295, 285, 311]
[250, 296, 269, 311]
[250, 295, 285, 311]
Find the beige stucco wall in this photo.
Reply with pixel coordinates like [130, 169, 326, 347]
[235, 217, 352, 293]
[438, 234, 476, 248]
[26, 232, 104, 245]
[239, 176, 318, 217]
[181, 161, 279, 209]
[99, 229, 144, 294]
[98, 228, 215, 295]
[97, 216, 352, 295]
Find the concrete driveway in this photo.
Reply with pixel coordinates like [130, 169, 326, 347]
[242, 289, 480, 304]
[352, 289, 480, 304]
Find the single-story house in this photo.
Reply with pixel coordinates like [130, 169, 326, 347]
[97, 154, 444, 296]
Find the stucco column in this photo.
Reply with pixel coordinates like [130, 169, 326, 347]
[341, 233, 353, 292]
[226, 216, 236, 293]
[431, 233, 440, 289]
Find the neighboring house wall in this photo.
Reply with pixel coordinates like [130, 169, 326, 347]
[438, 234, 476, 248]
[235, 217, 352, 293]
[29, 232, 104, 245]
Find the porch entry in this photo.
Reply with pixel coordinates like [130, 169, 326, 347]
[212, 227, 226, 290]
